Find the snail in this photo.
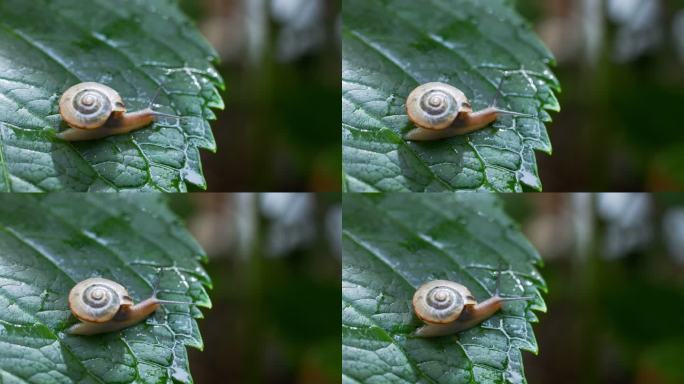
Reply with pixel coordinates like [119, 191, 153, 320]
[404, 82, 532, 141]
[412, 268, 532, 337]
[66, 277, 191, 335]
[57, 82, 180, 141]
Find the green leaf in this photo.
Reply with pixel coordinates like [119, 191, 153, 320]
[0, 194, 211, 383]
[342, 193, 547, 383]
[0, 0, 224, 192]
[342, 0, 560, 192]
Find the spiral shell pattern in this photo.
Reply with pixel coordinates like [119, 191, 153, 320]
[412, 280, 474, 324]
[59, 82, 124, 130]
[69, 278, 130, 323]
[406, 82, 467, 130]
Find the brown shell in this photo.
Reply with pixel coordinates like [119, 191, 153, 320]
[412, 280, 477, 324]
[68, 278, 133, 323]
[59, 82, 125, 130]
[406, 82, 469, 130]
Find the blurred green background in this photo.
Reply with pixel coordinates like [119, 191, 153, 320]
[517, 0, 684, 191]
[179, 0, 340, 192]
[503, 193, 684, 384]
[169, 193, 341, 384]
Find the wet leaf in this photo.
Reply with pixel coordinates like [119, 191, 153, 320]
[342, 193, 547, 383]
[342, 0, 560, 192]
[0, 0, 224, 192]
[0, 194, 211, 383]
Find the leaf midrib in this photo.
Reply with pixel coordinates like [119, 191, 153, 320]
[342, 28, 505, 190]
[341, 45, 458, 190]
[342, 239, 495, 382]
[350, 196, 494, 293]
[0, 196, 198, 383]
[418, 196, 545, 283]
[344, 195, 541, 382]
[0, 225, 110, 384]
[0, 126, 10, 190]
[0, 0, 217, 192]
[39, 0, 184, 190]
[343, 234, 487, 383]
[79, 195, 200, 264]
[343, 0, 560, 192]
[0, 23, 120, 191]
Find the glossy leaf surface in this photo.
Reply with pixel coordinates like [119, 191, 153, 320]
[342, 0, 560, 191]
[0, 194, 211, 383]
[342, 193, 547, 383]
[0, 0, 224, 191]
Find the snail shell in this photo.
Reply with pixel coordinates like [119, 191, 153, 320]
[56, 82, 164, 141]
[406, 82, 469, 131]
[68, 278, 133, 323]
[412, 275, 533, 337]
[59, 82, 126, 130]
[412, 280, 477, 324]
[66, 277, 196, 335]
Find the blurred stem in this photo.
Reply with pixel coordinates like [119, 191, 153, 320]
[575, 194, 600, 382]
[581, 0, 604, 68]
[245, 0, 276, 190]
[245, 194, 264, 384]
[246, 0, 268, 67]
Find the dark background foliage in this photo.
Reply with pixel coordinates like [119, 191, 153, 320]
[170, 193, 341, 384]
[179, 0, 341, 192]
[504, 193, 684, 383]
[517, 0, 684, 191]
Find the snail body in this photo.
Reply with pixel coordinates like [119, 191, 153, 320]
[412, 277, 530, 337]
[66, 277, 185, 336]
[404, 82, 530, 141]
[57, 82, 162, 141]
